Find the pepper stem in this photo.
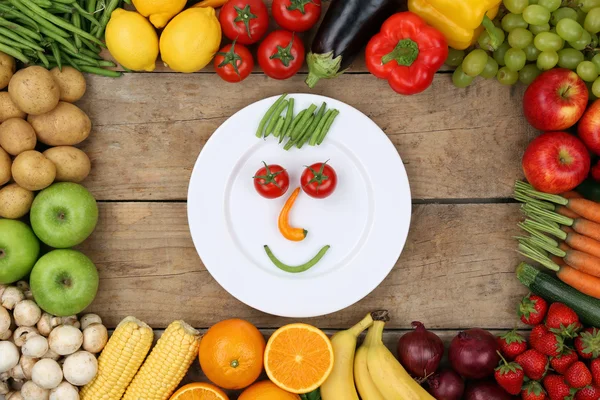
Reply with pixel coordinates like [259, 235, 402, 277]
[481, 15, 501, 50]
[381, 39, 419, 66]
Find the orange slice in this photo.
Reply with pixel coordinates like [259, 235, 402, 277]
[264, 323, 334, 394]
[169, 383, 229, 400]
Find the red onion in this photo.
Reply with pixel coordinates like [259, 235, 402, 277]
[448, 328, 500, 379]
[397, 321, 444, 378]
[427, 369, 464, 400]
[464, 380, 516, 400]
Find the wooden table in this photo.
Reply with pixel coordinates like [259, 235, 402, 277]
[71, 2, 536, 395]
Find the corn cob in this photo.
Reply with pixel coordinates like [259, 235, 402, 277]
[80, 317, 153, 400]
[122, 320, 201, 400]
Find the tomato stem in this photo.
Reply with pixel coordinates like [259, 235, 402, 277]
[286, 0, 319, 14]
[304, 160, 330, 189]
[216, 39, 244, 78]
[253, 161, 284, 189]
[269, 33, 296, 67]
[234, 4, 257, 39]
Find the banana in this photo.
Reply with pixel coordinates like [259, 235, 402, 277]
[354, 324, 385, 400]
[367, 321, 436, 400]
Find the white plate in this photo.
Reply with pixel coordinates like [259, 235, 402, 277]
[187, 94, 411, 318]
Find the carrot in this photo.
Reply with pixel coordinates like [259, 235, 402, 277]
[552, 255, 565, 266]
[559, 242, 571, 252]
[557, 265, 600, 299]
[563, 249, 600, 277]
[572, 218, 600, 242]
[521, 203, 600, 242]
[565, 231, 600, 259]
[556, 205, 580, 219]
[564, 198, 600, 224]
[561, 226, 574, 234]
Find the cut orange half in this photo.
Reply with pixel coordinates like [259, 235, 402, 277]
[169, 383, 229, 400]
[264, 323, 334, 394]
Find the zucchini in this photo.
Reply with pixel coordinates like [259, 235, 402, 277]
[517, 263, 600, 326]
[576, 178, 600, 202]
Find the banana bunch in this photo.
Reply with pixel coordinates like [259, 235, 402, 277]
[321, 312, 435, 400]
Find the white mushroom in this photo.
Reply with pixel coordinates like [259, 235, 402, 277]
[0, 381, 8, 395]
[0, 330, 11, 341]
[0, 342, 19, 373]
[32, 359, 63, 390]
[14, 283, 31, 301]
[82, 324, 107, 354]
[62, 351, 97, 386]
[22, 335, 48, 358]
[9, 365, 24, 381]
[13, 301, 41, 327]
[79, 314, 101, 331]
[48, 326, 82, 356]
[13, 327, 38, 347]
[49, 382, 78, 400]
[36, 314, 58, 338]
[19, 357, 37, 380]
[0, 307, 10, 336]
[0, 285, 6, 299]
[60, 317, 80, 330]
[21, 381, 49, 400]
[41, 349, 60, 361]
[1, 288, 24, 310]
[6, 392, 23, 400]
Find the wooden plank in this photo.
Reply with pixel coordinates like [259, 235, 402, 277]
[78, 202, 529, 330]
[78, 74, 534, 200]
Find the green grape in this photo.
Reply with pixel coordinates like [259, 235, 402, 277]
[452, 66, 474, 88]
[445, 48, 465, 67]
[558, 48, 585, 68]
[534, 32, 565, 51]
[592, 53, 600, 72]
[504, 0, 529, 14]
[569, 30, 592, 50]
[537, 50, 559, 69]
[591, 33, 599, 48]
[508, 28, 534, 48]
[530, 23, 551, 34]
[462, 49, 489, 76]
[556, 18, 584, 41]
[497, 66, 519, 84]
[578, 60, 599, 81]
[478, 28, 506, 51]
[519, 64, 542, 84]
[493, 42, 511, 66]
[524, 42, 541, 60]
[538, 0, 561, 11]
[523, 5, 551, 25]
[581, 0, 600, 13]
[504, 48, 527, 71]
[551, 7, 578, 25]
[502, 13, 529, 32]
[529, 0, 538, 3]
[480, 56, 500, 78]
[585, 7, 600, 33]
[592, 76, 600, 97]
[577, 8, 587, 25]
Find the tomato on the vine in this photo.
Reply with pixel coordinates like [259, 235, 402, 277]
[219, 0, 269, 45]
[272, 0, 321, 32]
[214, 40, 254, 83]
[257, 30, 305, 80]
[301, 161, 337, 199]
[253, 163, 290, 199]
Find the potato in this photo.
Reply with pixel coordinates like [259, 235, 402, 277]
[8, 66, 60, 115]
[0, 183, 34, 219]
[50, 66, 86, 103]
[0, 118, 36, 156]
[11, 150, 56, 191]
[28, 101, 91, 146]
[0, 146, 10, 185]
[0, 92, 26, 122]
[0, 52, 15, 91]
[43, 146, 91, 183]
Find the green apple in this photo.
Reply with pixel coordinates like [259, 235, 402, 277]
[0, 219, 39, 284]
[30, 249, 99, 316]
[30, 182, 98, 248]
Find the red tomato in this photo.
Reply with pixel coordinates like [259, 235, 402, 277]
[214, 41, 254, 83]
[219, 0, 269, 45]
[253, 163, 290, 199]
[272, 0, 321, 32]
[301, 162, 337, 199]
[257, 30, 305, 80]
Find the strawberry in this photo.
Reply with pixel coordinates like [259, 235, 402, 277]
[495, 354, 525, 395]
[499, 330, 528, 360]
[520, 294, 549, 326]
[531, 324, 550, 350]
[551, 349, 579, 375]
[534, 332, 565, 357]
[575, 386, 600, 400]
[517, 349, 549, 381]
[543, 374, 573, 400]
[545, 303, 582, 338]
[522, 381, 548, 400]
[566, 362, 593, 389]
[591, 358, 600, 386]
[576, 328, 600, 360]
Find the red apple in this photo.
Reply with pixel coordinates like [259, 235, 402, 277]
[578, 99, 600, 155]
[522, 132, 590, 194]
[592, 160, 600, 182]
[523, 69, 588, 131]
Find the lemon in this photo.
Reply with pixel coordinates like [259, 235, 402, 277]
[105, 9, 159, 72]
[160, 7, 222, 73]
[132, 0, 186, 29]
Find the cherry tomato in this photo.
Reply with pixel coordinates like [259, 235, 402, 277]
[257, 30, 305, 80]
[272, 0, 321, 32]
[214, 40, 254, 83]
[219, 0, 269, 45]
[300, 161, 337, 199]
[253, 163, 290, 199]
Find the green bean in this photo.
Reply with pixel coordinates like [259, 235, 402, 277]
[86, 0, 95, 13]
[264, 99, 288, 138]
[0, 4, 39, 30]
[317, 109, 339, 145]
[79, 48, 100, 59]
[52, 0, 77, 4]
[291, 104, 317, 140]
[73, 3, 100, 26]
[284, 109, 305, 138]
[274, 116, 286, 137]
[37, 49, 49, 67]
[311, 109, 332, 145]
[79, 65, 121, 76]
[0, 42, 28, 62]
[31, 0, 52, 7]
[256, 93, 287, 138]
[40, 26, 77, 53]
[0, 36, 31, 50]
[295, 115, 315, 148]
[94, 0, 119, 38]
[0, 26, 42, 50]
[61, 45, 99, 65]
[97, 59, 115, 67]
[59, 50, 80, 70]
[8, 0, 70, 37]
[264, 245, 330, 273]
[79, 36, 99, 53]
[279, 98, 294, 144]
[0, 17, 41, 40]
[47, 3, 73, 12]
[308, 103, 327, 146]
[49, 37, 61, 69]
[71, 11, 81, 47]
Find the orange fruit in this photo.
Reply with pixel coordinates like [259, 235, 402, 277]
[199, 319, 266, 390]
[169, 382, 228, 400]
[264, 323, 334, 394]
[238, 380, 300, 400]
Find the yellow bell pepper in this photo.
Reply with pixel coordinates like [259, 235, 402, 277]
[408, 0, 502, 50]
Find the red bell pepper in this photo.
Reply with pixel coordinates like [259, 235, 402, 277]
[366, 12, 448, 95]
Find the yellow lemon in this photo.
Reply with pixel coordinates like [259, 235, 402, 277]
[132, 0, 186, 29]
[160, 7, 222, 73]
[105, 9, 158, 72]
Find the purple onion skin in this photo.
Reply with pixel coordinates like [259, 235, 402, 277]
[449, 328, 500, 379]
[427, 369, 465, 400]
[464, 380, 517, 400]
[397, 321, 444, 378]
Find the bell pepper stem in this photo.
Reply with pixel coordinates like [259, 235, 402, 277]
[381, 39, 419, 66]
[481, 15, 500, 50]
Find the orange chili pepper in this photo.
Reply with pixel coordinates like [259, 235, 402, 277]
[279, 187, 307, 241]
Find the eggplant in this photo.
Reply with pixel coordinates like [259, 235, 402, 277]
[305, 0, 404, 88]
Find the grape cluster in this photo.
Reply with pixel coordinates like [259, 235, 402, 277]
[450, 0, 600, 96]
